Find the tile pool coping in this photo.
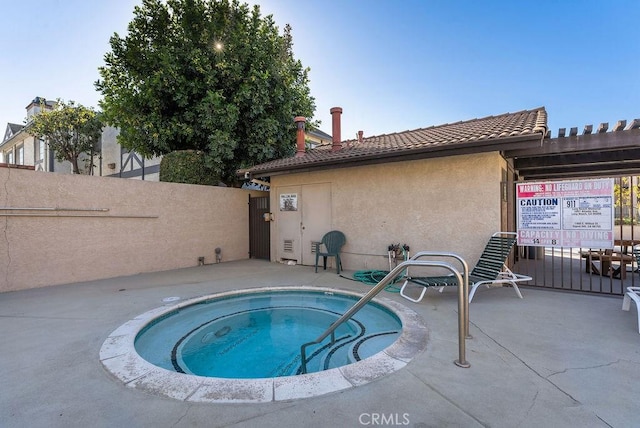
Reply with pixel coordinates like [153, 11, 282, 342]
[99, 286, 429, 403]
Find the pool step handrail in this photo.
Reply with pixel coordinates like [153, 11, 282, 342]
[300, 259, 470, 374]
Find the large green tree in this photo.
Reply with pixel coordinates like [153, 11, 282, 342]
[29, 100, 103, 174]
[95, 0, 316, 185]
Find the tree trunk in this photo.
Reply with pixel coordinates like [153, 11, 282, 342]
[71, 156, 80, 174]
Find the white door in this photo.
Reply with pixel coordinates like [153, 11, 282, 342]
[300, 183, 332, 266]
[276, 185, 302, 262]
[275, 183, 332, 266]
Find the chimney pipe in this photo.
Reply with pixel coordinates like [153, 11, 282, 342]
[294, 116, 306, 157]
[330, 107, 342, 151]
[357, 130, 363, 143]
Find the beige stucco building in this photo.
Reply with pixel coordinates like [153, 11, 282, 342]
[241, 107, 548, 272]
[267, 152, 509, 271]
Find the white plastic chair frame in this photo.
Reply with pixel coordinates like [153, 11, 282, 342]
[622, 286, 640, 334]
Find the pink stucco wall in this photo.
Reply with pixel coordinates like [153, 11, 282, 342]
[0, 167, 265, 292]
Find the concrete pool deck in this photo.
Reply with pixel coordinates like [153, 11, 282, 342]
[1, 259, 639, 427]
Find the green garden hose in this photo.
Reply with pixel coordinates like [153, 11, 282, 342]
[350, 270, 404, 293]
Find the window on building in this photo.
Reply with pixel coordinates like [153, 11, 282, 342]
[16, 145, 24, 165]
[7, 151, 14, 164]
[37, 139, 45, 162]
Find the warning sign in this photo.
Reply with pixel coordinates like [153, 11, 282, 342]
[517, 179, 614, 248]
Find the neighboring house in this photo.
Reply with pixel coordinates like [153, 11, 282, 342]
[99, 126, 162, 181]
[0, 97, 66, 172]
[305, 128, 332, 149]
[1, 96, 161, 180]
[3, 96, 323, 183]
[103, 128, 329, 184]
[101, 124, 329, 183]
[1, 123, 27, 165]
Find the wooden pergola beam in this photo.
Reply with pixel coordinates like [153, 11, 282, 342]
[505, 127, 640, 157]
[614, 120, 627, 131]
[597, 122, 609, 133]
[508, 118, 640, 180]
[625, 118, 640, 130]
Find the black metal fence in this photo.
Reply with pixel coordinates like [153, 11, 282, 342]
[249, 195, 270, 260]
[515, 176, 639, 296]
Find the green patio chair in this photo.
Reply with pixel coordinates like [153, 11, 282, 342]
[314, 231, 346, 274]
[633, 246, 640, 273]
[400, 232, 532, 303]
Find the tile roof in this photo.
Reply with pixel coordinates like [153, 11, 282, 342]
[243, 107, 547, 176]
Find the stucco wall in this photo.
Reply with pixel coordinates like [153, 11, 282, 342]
[270, 152, 507, 272]
[0, 167, 264, 292]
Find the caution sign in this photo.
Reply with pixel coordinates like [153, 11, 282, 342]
[517, 179, 614, 248]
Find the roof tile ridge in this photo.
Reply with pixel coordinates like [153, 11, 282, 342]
[532, 107, 548, 134]
[324, 106, 550, 145]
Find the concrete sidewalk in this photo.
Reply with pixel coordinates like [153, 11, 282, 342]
[1, 259, 638, 427]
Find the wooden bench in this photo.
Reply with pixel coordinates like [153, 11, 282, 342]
[615, 239, 640, 255]
[580, 250, 634, 279]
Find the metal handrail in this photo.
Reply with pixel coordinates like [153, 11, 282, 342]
[406, 251, 470, 338]
[300, 259, 470, 374]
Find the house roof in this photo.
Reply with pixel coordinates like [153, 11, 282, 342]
[2, 123, 25, 145]
[242, 107, 548, 177]
[307, 128, 332, 141]
[26, 97, 56, 110]
[8, 123, 23, 134]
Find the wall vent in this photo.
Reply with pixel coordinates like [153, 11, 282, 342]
[311, 241, 320, 253]
[283, 239, 293, 252]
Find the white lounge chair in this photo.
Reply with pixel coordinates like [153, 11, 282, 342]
[400, 232, 532, 303]
[622, 286, 640, 334]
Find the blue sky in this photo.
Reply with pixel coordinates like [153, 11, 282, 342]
[2, 0, 639, 141]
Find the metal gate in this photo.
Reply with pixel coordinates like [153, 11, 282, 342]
[515, 175, 639, 296]
[249, 195, 270, 259]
